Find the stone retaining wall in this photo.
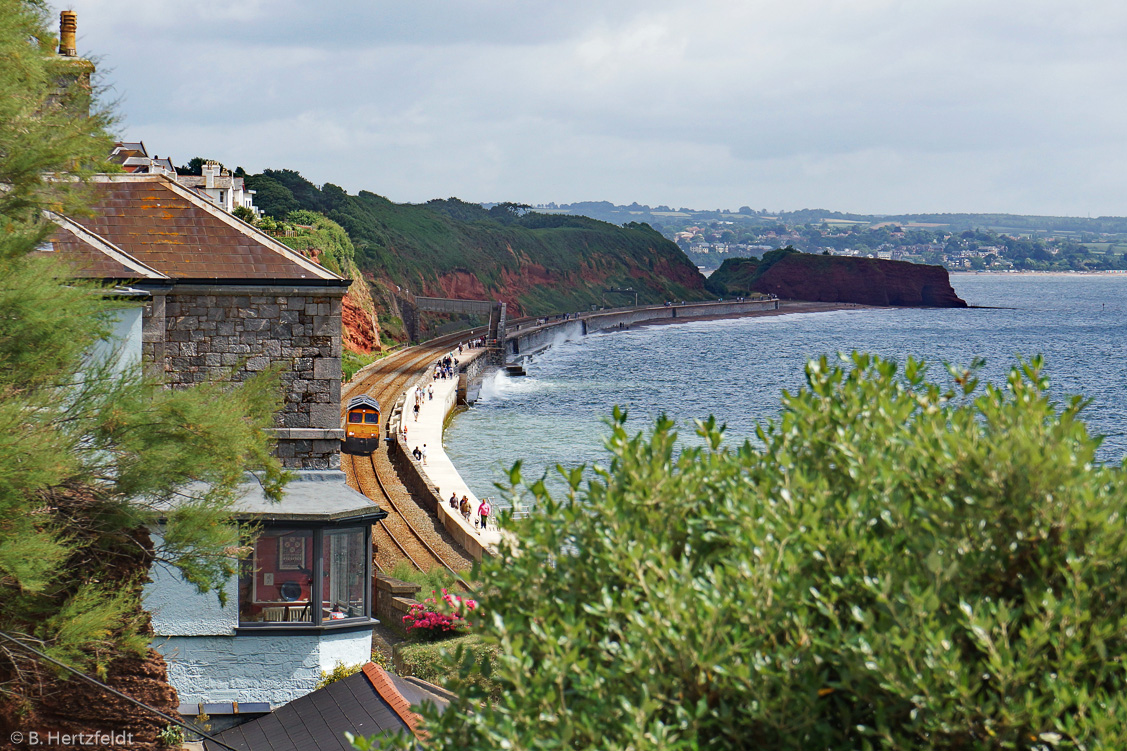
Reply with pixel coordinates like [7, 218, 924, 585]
[374, 574, 422, 637]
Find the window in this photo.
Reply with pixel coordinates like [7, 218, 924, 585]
[349, 411, 364, 423]
[322, 528, 366, 620]
[239, 525, 370, 626]
[364, 413, 378, 424]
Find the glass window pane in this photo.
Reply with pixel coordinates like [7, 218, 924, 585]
[348, 411, 363, 423]
[239, 529, 314, 624]
[321, 528, 367, 621]
[364, 412, 379, 424]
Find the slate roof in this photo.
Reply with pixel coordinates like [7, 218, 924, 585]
[203, 663, 449, 751]
[40, 214, 169, 281]
[63, 175, 342, 284]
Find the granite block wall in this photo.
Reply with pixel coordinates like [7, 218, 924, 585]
[142, 287, 344, 469]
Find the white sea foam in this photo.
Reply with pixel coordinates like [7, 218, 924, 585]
[478, 370, 549, 402]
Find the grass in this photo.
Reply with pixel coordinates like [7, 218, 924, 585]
[342, 348, 376, 382]
[388, 560, 464, 596]
[396, 633, 501, 701]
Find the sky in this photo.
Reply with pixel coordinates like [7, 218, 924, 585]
[65, 0, 1127, 216]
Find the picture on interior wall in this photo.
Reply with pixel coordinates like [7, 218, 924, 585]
[279, 534, 306, 570]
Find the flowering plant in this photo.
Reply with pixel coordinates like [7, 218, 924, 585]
[402, 589, 478, 641]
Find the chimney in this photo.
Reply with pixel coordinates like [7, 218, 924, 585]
[59, 11, 77, 57]
[203, 161, 220, 189]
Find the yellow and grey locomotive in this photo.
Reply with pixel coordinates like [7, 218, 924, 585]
[342, 394, 381, 454]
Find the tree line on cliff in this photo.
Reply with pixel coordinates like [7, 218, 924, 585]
[241, 169, 710, 317]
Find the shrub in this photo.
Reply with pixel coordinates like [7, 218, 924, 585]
[316, 661, 363, 689]
[396, 634, 500, 701]
[402, 590, 476, 641]
[361, 353, 1127, 750]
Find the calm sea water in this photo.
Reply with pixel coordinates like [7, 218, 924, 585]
[445, 274, 1127, 500]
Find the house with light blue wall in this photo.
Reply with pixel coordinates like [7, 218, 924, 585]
[45, 174, 387, 723]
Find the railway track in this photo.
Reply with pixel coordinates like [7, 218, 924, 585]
[342, 330, 489, 585]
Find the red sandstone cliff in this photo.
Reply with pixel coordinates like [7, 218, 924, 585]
[752, 254, 967, 308]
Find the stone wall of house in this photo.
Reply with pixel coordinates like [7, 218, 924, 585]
[142, 285, 346, 469]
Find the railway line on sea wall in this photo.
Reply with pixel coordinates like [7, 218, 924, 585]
[340, 298, 782, 580]
[340, 330, 485, 581]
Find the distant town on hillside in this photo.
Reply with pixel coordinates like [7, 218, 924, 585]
[525, 201, 1127, 273]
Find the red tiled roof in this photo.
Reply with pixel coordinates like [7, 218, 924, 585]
[66, 175, 341, 283]
[362, 663, 426, 739]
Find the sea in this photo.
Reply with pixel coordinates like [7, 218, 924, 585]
[444, 274, 1127, 502]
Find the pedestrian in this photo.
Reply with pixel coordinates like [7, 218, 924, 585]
[412, 445, 421, 461]
[413, 402, 419, 421]
[478, 498, 491, 531]
[449, 492, 458, 510]
[427, 384, 433, 400]
[420, 444, 428, 465]
[460, 495, 471, 522]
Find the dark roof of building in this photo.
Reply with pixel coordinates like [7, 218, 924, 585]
[168, 471, 389, 523]
[203, 663, 448, 751]
[40, 214, 169, 281]
[64, 175, 343, 284]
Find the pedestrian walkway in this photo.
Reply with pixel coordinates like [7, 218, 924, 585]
[401, 355, 503, 550]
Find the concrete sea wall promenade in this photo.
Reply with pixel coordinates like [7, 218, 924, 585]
[387, 347, 501, 561]
[506, 298, 779, 355]
[367, 299, 780, 564]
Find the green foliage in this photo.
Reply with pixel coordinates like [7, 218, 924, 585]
[157, 724, 183, 747]
[363, 354, 1127, 750]
[245, 168, 709, 317]
[275, 210, 356, 274]
[342, 348, 375, 383]
[705, 256, 760, 296]
[387, 560, 462, 595]
[232, 205, 255, 222]
[0, 0, 113, 226]
[0, 0, 287, 694]
[396, 635, 500, 701]
[316, 662, 364, 690]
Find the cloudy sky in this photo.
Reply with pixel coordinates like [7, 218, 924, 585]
[67, 0, 1127, 216]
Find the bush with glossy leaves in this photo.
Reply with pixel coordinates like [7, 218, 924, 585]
[358, 353, 1127, 751]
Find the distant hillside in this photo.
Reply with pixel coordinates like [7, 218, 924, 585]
[246, 170, 709, 330]
[539, 201, 1127, 236]
[710, 249, 967, 308]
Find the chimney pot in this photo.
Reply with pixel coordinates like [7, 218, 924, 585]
[59, 11, 77, 57]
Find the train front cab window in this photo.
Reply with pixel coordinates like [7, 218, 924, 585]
[364, 412, 378, 424]
[239, 524, 371, 626]
[348, 411, 363, 424]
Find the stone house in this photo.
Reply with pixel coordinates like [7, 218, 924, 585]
[44, 172, 386, 717]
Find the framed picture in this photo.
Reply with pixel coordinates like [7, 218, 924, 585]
[279, 534, 306, 570]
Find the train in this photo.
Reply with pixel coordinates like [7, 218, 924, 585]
[342, 394, 381, 455]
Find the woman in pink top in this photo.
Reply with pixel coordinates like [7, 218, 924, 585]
[478, 499, 491, 530]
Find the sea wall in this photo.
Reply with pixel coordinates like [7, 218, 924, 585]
[509, 319, 585, 355]
[508, 298, 779, 354]
[388, 349, 496, 562]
